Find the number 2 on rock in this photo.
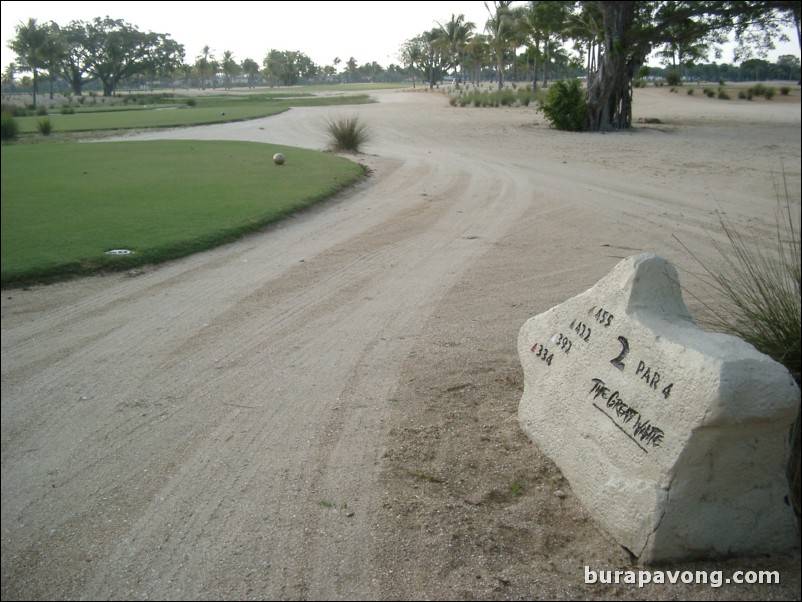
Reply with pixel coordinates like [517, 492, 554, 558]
[610, 336, 629, 371]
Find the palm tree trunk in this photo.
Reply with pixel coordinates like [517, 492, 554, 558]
[32, 68, 39, 107]
[496, 45, 504, 89]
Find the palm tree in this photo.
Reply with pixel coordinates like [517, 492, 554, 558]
[8, 18, 52, 107]
[241, 58, 260, 88]
[484, 1, 517, 89]
[346, 57, 358, 83]
[439, 14, 475, 88]
[527, 1, 571, 88]
[2, 62, 17, 91]
[464, 34, 490, 84]
[195, 44, 214, 89]
[41, 22, 66, 100]
[177, 62, 193, 89]
[563, 1, 603, 81]
[209, 59, 220, 88]
[221, 50, 239, 89]
[507, 4, 533, 84]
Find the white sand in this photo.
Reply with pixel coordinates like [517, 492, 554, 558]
[2, 86, 800, 600]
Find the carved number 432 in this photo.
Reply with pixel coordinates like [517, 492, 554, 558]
[530, 343, 554, 366]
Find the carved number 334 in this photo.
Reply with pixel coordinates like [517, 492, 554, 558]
[530, 343, 554, 366]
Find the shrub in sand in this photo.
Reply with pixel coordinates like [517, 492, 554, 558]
[538, 79, 587, 132]
[326, 116, 371, 153]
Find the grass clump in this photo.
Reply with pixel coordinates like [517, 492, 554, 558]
[37, 117, 53, 136]
[499, 88, 517, 106]
[689, 201, 800, 383]
[407, 470, 445, 483]
[665, 68, 682, 86]
[326, 115, 371, 153]
[509, 478, 527, 497]
[1, 112, 19, 141]
[516, 87, 536, 106]
[677, 179, 801, 532]
[449, 87, 538, 109]
[318, 500, 348, 510]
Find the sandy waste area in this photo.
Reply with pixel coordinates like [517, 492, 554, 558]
[2, 85, 801, 600]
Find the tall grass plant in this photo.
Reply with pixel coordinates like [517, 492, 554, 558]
[677, 179, 801, 531]
[326, 116, 371, 153]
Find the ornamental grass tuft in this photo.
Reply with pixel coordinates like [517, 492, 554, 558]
[677, 174, 801, 532]
[326, 115, 371, 153]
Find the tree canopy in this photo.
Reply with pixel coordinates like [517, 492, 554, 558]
[582, 1, 800, 130]
[8, 16, 184, 97]
[262, 50, 317, 87]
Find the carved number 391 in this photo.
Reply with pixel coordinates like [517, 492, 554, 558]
[610, 336, 629, 371]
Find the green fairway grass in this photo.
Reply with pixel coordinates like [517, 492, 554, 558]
[13, 93, 375, 134]
[1, 140, 365, 286]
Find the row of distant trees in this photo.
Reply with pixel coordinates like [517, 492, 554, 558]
[5, 2, 801, 130]
[7, 45, 795, 104]
[647, 55, 801, 82]
[2, 16, 417, 106]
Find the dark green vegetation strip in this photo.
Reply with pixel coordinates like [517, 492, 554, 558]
[15, 93, 374, 133]
[1, 140, 365, 286]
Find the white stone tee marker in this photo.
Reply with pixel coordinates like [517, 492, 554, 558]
[518, 253, 799, 563]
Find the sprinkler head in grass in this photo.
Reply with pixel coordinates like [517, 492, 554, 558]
[273, 152, 286, 165]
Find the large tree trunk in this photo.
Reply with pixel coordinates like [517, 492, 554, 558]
[101, 78, 115, 96]
[69, 72, 83, 96]
[585, 2, 647, 131]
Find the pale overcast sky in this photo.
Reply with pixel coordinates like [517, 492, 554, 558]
[2, 0, 799, 75]
[1, 0, 497, 72]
